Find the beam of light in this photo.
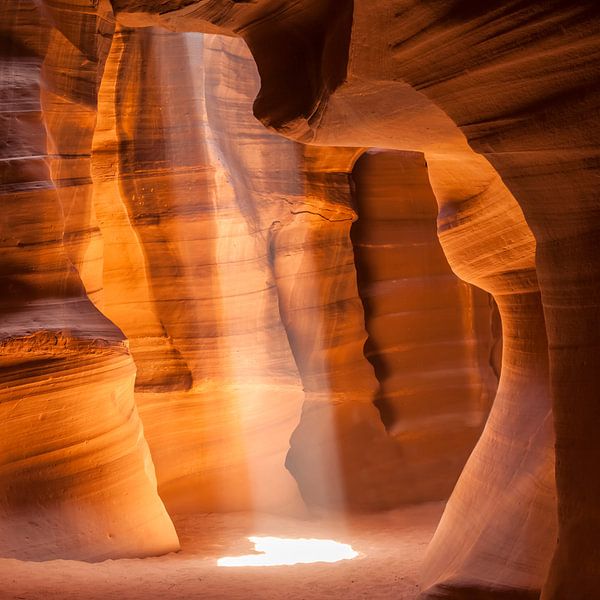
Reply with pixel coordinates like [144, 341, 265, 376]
[217, 536, 359, 567]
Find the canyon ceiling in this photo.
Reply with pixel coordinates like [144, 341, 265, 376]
[1, 1, 599, 599]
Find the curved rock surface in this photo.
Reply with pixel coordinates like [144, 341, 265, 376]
[109, 1, 599, 597]
[2, 3, 598, 598]
[105, 0, 600, 600]
[282, 146, 499, 510]
[92, 28, 305, 514]
[422, 154, 556, 599]
[0, 0, 178, 560]
[351, 150, 498, 496]
[93, 29, 496, 514]
[276, 144, 408, 510]
[2, 2, 501, 551]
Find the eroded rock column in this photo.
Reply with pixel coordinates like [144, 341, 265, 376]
[93, 29, 306, 514]
[419, 156, 556, 599]
[0, 0, 178, 560]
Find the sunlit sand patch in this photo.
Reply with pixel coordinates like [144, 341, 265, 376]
[217, 536, 359, 567]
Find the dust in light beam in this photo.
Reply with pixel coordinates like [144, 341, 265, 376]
[217, 536, 359, 567]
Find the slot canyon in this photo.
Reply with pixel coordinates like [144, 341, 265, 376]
[0, 1, 598, 599]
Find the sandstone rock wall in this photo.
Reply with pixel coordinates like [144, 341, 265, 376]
[92, 28, 497, 514]
[0, 0, 178, 561]
[2, 2, 500, 557]
[92, 28, 306, 514]
[351, 150, 498, 499]
[110, 0, 600, 599]
[278, 145, 410, 511]
[108, 1, 599, 597]
[3, 5, 596, 598]
[283, 146, 500, 510]
[422, 155, 556, 599]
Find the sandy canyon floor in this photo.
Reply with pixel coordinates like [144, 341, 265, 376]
[0, 503, 443, 600]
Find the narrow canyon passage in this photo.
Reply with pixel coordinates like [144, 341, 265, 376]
[350, 150, 498, 499]
[1, 2, 598, 600]
[0, 23, 500, 596]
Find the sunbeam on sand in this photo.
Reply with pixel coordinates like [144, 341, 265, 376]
[217, 536, 359, 567]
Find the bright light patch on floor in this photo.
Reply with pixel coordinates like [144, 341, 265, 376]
[217, 536, 359, 567]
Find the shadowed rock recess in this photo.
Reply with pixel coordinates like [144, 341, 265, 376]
[1, 1, 598, 599]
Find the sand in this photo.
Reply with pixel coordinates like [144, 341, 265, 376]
[0, 503, 443, 600]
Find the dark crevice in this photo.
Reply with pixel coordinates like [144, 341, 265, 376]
[349, 150, 501, 434]
[249, 0, 354, 132]
[349, 152, 396, 430]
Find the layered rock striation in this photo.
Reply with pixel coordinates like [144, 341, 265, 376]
[92, 27, 306, 514]
[107, 2, 598, 597]
[351, 150, 498, 498]
[109, 1, 599, 597]
[93, 29, 497, 514]
[2, 4, 598, 600]
[2, 2, 500, 556]
[0, 0, 178, 560]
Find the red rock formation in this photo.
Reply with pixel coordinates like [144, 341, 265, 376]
[422, 155, 556, 599]
[110, 2, 599, 597]
[0, 0, 178, 560]
[3, 4, 598, 599]
[91, 28, 495, 514]
[90, 26, 500, 517]
[351, 150, 498, 496]
[282, 146, 499, 510]
[92, 28, 306, 514]
[274, 144, 405, 510]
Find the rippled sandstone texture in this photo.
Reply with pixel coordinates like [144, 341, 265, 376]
[1, 0, 497, 562]
[92, 28, 496, 513]
[2, 2, 599, 600]
[351, 150, 498, 489]
[0, 0, 179, 560]
[278, 145, 497, 511]
[92, 27, 307, 514]
[111, 2, 600, 599]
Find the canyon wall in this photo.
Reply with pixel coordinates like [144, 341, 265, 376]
[93, 28, 497, 513]
[109, 1, 599, 598]
[1, 0, 501, 564]
[422, 155, 556, 599]
[279, 145, 496, 510]
[92, 27, 306, 514]
[0, 0, 179, 560]
[3, 3, 598, 600]
[351, 150, 498, 497]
